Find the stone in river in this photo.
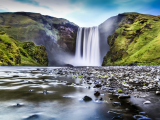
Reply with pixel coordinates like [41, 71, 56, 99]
[109, 98, 113, 100]
[133, 115, 151, 120]
[99, 97, 103, 101]
[13, 75, 19, 77]
[143, 101, 151, 104]
[156, 91, 160, 95]
[83, 96, 92, 102]
[118, 95, 130, 99]
[13, 103, 24, 107]
[112, 102, 121, 106]
[94, 91, 100, 96]
[66, 82, 72, 85]
[93, 84, 102, 88]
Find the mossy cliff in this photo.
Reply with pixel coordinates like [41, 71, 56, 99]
[0, 30, 48, 66]
[0, 12, 78, 65]
[102, 13, 160, 66]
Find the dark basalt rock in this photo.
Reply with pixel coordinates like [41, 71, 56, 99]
[66, 82, 72, 85]
[112, 102, 121, 106]
[83, 96, 92, 101]
[93, 84, 102, 88]
[99, 97, 103, 101]
[109, 98, 113, 100]
[128, 62, 137, 66]
[94, 91, 100, 96]
[13, 75, 19, 77]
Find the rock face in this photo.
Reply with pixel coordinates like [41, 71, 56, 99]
[99, 14, 125, 64]
[0, 12, 78, 66]
[102, 12, 160, 66]
[0, 30, 48, 66]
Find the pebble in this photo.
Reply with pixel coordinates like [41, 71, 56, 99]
[143, 101, 151, 104]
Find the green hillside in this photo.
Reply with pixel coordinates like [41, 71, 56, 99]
[0, 12, 78, 54]
[0, 12, 78, 66]
[102, 13, 160, 66]
[0, 30, 48, 66]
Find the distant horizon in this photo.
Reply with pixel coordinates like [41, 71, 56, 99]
[0, 0, 160, 27]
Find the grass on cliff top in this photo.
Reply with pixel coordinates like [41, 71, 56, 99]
[103, 13, 160, 66]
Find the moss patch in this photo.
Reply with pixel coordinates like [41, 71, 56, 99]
[0, 30, 48, 66]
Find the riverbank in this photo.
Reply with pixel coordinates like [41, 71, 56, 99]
[54, 66, 160, 120]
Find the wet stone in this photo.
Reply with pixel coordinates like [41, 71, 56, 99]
[133, 115, 151, 120]
[93, 84, 102, 88]
[94, 91, 100, 96]
[156, 91, 160, 95]
[143, 101, 151, 104]
[112, 102, 121, 107]
[118, 95, 131, 99]
[83, 96, 92, 102]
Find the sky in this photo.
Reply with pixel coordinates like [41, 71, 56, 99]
[0, 0, 160, 27]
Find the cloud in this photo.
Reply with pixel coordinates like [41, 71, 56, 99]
[14, 0, 39, 6]
[33, 0, 82, 17]
[0, 0, 54, 16]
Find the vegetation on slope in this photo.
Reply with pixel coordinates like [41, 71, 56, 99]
[0, 30, 48, 66]
[0, 12, 78, 54]
[102, 12, 160, 66]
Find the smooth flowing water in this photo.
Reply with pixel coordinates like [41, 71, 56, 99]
[74, 27, 100, 66]
[0, 67, 115, 120]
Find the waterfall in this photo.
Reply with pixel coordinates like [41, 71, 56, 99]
[74, 26, 100, 66]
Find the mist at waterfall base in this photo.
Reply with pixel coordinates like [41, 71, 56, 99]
[73, 27, 101, 66]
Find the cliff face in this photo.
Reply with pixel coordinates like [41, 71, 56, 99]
[0, 12, 78, 66]
[99, 14, 125, 63]
[0, 30, 48, 66]
[102, 13, 160, 66]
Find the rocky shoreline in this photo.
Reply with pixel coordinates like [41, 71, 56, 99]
[54, 66, 160, 120]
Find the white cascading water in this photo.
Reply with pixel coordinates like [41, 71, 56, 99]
[74, 26, 100, 66]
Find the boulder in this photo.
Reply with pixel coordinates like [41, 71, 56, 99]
[94, 91, 100, 96]
[156, 91, 160, 95]
[83, 96, 92, 102]
[93, 84, 102, 88]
